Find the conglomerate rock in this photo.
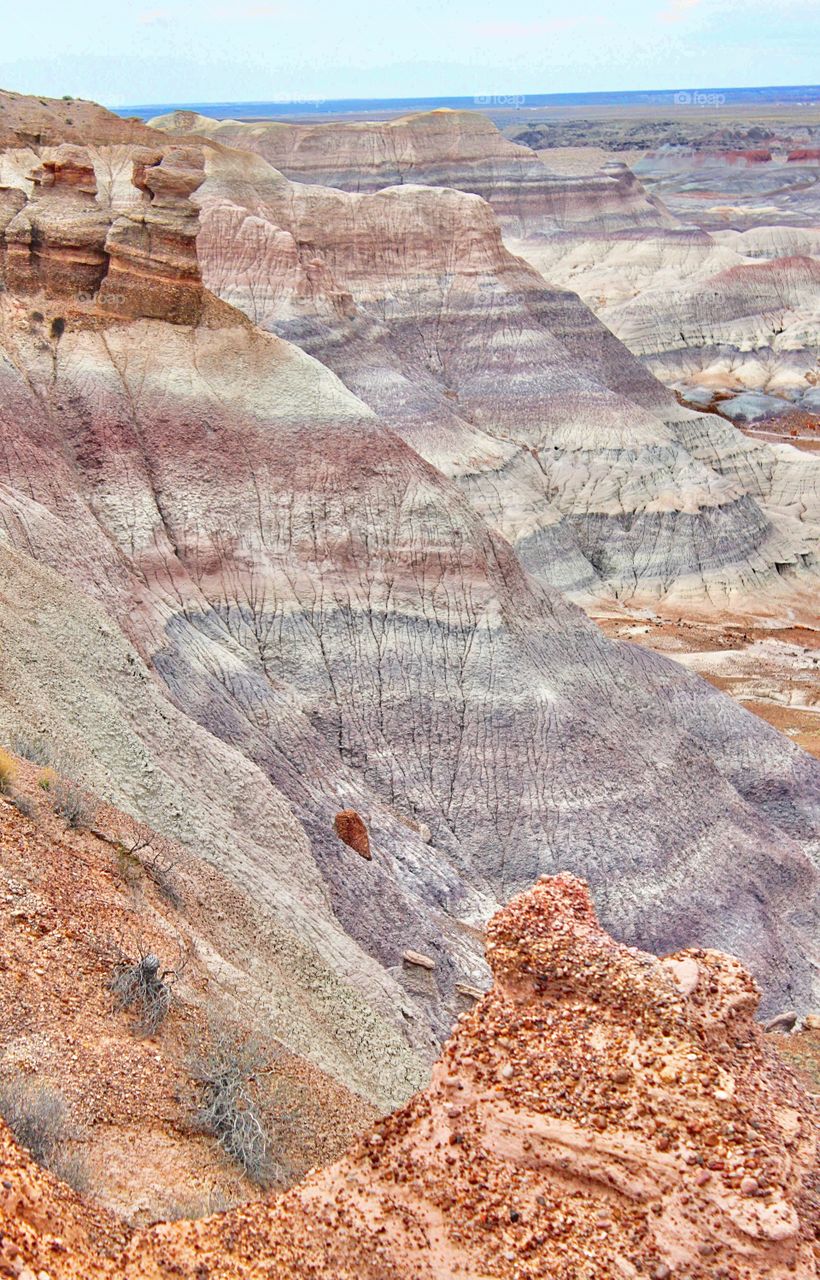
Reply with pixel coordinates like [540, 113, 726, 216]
[0, 875, 817, 1278]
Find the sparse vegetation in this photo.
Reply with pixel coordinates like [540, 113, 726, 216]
[9, 791, 34, 818]
[188, 1032, 281, 1187]
[143, 843, 183, 909]
[109, 941, 184, 1037]
[10, 732, 53, 767]
[114, 843, 144, 892]
[165, 1187, 232, 1220]
[0, 1077, 88, 1191]
[0, 746, 16, 794]
[117, 827, 183, 909]
[51, 779, 94, 829]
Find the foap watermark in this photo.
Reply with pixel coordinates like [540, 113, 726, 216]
[474, 94, 527, 108]
[270, 93, 327, 110]
[673, 90, 726, 107]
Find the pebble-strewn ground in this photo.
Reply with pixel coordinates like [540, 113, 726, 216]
[1, 874, 817, 1278]
[0, 761, 375, 1223]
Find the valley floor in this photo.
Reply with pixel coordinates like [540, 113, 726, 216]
[596, 613, 820, 758]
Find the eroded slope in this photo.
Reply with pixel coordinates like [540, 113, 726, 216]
[0, 108, 818, 1026]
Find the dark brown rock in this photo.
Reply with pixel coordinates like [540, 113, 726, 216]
[333, 809, 371, 859]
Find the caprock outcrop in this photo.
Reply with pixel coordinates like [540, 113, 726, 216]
[1, 876, 817, 1278]
[0, 88, 156, 150]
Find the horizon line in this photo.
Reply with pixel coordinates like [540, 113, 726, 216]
[107, 82, 820, 111]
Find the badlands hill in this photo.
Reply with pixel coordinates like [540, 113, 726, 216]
[151, 107, 820, 434]
[0, 99, 817, 996]
[188, 142, 819, 620]
[0, 85, 817, 1196]
[1, 875, 818, 1278]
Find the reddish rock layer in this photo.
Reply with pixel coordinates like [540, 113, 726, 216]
[0, 88, 155, 149]
[99, 146, 208, 324]
[3, 144, 111, 298]
[0, 140, 212, 323]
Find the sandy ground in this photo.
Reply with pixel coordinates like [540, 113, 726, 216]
[595, 615, 820, 759]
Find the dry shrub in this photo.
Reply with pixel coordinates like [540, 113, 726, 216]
[51, 779, 94, 829]
[165, 1187, 231, 1220]
[116, 829, 183, 910]
[0, 1077, 88, 1191]
[0, 747, 16, 794]
[109, 941, 185, 1037]
[188, 1032, 282, 1188]
[144, 845, 183, 910]
[114, 844, 144, 893]
[9, 792, 34, 819]
[10, 732, 53, 767]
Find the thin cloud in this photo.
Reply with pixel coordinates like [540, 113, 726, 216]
[658, 0, 702, 23]
[209, 1, 289, 16]
[471, 17, 581, 38]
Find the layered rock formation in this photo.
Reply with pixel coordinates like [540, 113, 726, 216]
[98, 145, 207, 323]
[0, 86, 818, 1120]
[189, 142, 819, 614]
[149, 106, 675, 238]
[153, 109, 820, 441]
[1, 876, 818, 1277]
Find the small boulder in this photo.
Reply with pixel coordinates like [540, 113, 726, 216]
[763, 1011, 798, 1035]
[334, 809, 371, 859]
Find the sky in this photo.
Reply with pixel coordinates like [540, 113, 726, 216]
[0, 0, 818, 107]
